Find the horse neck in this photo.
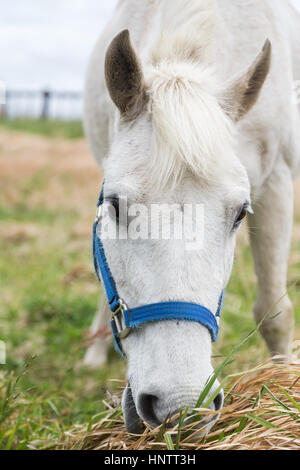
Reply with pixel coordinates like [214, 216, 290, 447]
[138, 0, 228, 77]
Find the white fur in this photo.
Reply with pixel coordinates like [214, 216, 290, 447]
[83, 0, 300, 431]
[148, 61, 236, 187]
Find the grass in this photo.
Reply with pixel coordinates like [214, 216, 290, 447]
[0, 118, 84, 139]
[61, 362, 300, 450]
[0, 125, 299, 450]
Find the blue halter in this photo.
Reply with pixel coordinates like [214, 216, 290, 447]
[93, 183, 224, 357]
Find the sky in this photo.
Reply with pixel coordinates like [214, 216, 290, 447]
[0, 0, 118, 91]
[0, 0, 299, 93]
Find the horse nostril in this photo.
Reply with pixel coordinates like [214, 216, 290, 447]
[213, 391, 224, 411]
[138, 393, 161, 427]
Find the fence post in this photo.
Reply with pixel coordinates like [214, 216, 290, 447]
[3, 89, 82, 120]
[41, 89, 51, 119]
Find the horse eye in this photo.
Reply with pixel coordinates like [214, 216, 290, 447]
[233, 203, 248, 229]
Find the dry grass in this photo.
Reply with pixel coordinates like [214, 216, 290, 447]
[0, 129, 101, 220]
[61, 360, 300, 451]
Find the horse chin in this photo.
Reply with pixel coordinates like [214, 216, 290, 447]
[122, 383, 145, 434]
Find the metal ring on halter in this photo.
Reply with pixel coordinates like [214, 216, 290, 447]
[111, 299, 131, 340]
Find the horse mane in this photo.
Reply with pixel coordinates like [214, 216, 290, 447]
[144, 0, 235, 188]
[151, 0, 217, 66]
[147, 60, 235, 188]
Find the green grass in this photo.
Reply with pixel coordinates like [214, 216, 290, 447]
[0, 197, 125, 449]
[0, 199, 298, 449]
[0, 119, 84, 139]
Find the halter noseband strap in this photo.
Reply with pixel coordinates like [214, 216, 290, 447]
[93, 183, 224, 358]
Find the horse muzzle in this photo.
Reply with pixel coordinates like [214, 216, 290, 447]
[122, 380, 224, 434]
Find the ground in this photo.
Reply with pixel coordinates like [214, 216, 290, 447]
[0, 121, 299, 449]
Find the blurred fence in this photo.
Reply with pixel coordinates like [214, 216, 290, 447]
[0, 89, 83, 121]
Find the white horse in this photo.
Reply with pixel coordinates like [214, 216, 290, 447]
[83, 0, 300, 433]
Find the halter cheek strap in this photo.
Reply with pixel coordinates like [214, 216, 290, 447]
[93, 183, 224, 358]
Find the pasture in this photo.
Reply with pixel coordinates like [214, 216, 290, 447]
[0, 121, 299, 450]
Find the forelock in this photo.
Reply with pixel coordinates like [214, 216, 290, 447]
[146, 61, 236, 188]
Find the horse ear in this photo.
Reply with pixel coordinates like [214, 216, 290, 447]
[225, 39, 272, 122]
[105, 29, 147, 119]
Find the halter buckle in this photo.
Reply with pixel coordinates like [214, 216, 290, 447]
[112, 299, 131, 339]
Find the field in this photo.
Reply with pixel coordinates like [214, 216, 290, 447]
[0, 120, 299, 450]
